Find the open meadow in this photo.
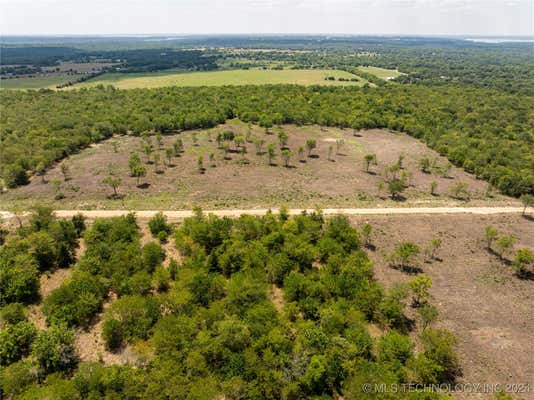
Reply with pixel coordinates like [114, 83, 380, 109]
[70, 69, 367, 89]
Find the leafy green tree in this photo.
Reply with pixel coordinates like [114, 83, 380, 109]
[197, 156, 204, 173]
[364, 153, 377, 173]
[306, 139, 317, 157]
[388, 179, 405, 200]
[278, 130, 288, 148]
[430, 180, 438, 196]
[32, 325, 78, 374]
[494, 235, 517, 260]
[148, 212, 171, 238]
[281, 149, 292, 168]
[418, 303, 439, 330]
[0, 321, 37, 365]
[409, 275, 432, 306]
[102, 175, 122, 198]
[512, 248, 534, 276]
[483, 225, 499, 250]
[450, 181, 470, 200]
[254, 138, 265, 155]
[128, 152, 142, 175]
[419, 157, 432, 173]
[132, 164, 147, 186]
[267, 144, 276, 165]
[165, 148, 173, 165]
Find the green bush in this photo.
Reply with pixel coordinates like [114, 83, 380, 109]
[148, 212, 172, 238]
[43, 271, 106, 328]
[0, 321, 37, 365]
[31, 325, 78, 374]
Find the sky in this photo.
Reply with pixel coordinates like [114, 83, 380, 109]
[1, 0, 533, 36]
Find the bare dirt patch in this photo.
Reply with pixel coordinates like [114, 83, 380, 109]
[39, 268, 73, 298]
[348, 213, 533, 398]
[6, 121, 502, 210]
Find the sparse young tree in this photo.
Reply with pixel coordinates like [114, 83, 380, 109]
[209, 153, 216, 168]
[143, 143, 153, 163]
[278, 130, 288, 149]
[328, 145, 334, 161]
[430, 181, 438, 196]
[60, 163, 70, 181]
[192, 132, 199, 146]
[153, 152, 161, 172]
[388, 180, 405, 200]
[397, 153, 405, 169]
[483, 226, 499, 251]
[512, 248, 534, 276]
[364, 153, 377, 173]
[386, 163, 401, 181]
[173, 138, 184, 155]
[336, 139, 344, 154]
[409, 275, 432, 306]
[361, 223, 372, 248]
[424, 238, 442, 262]
[418, 303, 439, 329]
[267, 144, 276, 165]
[494, 235, 517, 260]
[240, 145, 248, 161]
[103, 175, 121, 198]
[198, 156, 204, 174]
[246, 123, 253, 143]
[129, 153, 142, 176]
[234, 135, 245, 149]
[450, 181, 470, 200]
[222, 143, 230, 159]
[254, 139, 265, 155]
[216, 133, 223, 148]
[51, 179, 64, 200]
[207, 131, 212, 142]
[165, 148, 173, 166]
[298, 146, 304, 162]
[306, 139, 316, 157]
[281, 149, 292, 168]
[132, 164, 147, 186]
[391, 242, 420, 269]
[419, 157, 432, 173]
[156, 132, 163, 148]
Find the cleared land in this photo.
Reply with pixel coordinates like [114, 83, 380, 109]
[0, 73, 78, 89]
[357, 66, 404, 80]
[4, 121, 511, 210]
[355, 213, 534, 398]
[71, 69, 367, 89]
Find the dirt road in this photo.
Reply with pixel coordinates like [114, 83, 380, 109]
[0, 206, 526, 221]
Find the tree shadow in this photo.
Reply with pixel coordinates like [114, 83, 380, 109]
[364, 243, 376, 252]
[284, 165, 297, 169]
[391, 264, 424, 274]
[155, 170, 164, 175]
[137, 183, 151, 189]
[299, 159, 307, 164]
[107, 193, 125, 200]
[521, 214, 534, 222]
[517, 270, 534, 281]
[308, 154, 320, 159]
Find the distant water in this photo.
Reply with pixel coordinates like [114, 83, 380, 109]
[465, 38, 534, 43]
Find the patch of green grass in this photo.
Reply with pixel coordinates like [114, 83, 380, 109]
[357, 66, 404, 80]
[0, 74, 80, 89]
[71, 69, 367, 89]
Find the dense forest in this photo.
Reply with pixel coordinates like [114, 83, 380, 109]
[0, 48, 218, 73]
[0, 207, 458, 399]
[1, 84, 533, 197]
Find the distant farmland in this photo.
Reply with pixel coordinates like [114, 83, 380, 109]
[71, 69, 368, 89]
[357, 66, 404, 80]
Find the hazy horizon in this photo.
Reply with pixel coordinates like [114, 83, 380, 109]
[1, 0, 533, 37]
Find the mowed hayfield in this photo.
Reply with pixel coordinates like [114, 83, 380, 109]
[71, 69, 368, 89]
[4, 120, 502, 211]
[0, 73, 78, 89]
[357, 66, 404, 80]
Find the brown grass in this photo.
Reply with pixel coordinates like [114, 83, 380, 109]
[5, 121, 506, 210]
